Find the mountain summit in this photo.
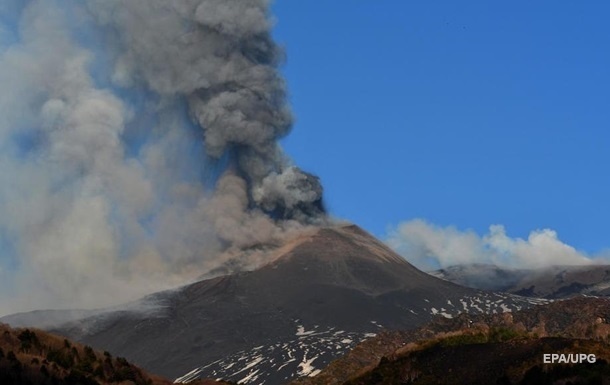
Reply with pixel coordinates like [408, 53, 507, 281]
[3, 225, 542, 384]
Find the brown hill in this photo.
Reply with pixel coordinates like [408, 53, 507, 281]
[0, 323, 230, 385]
[0, 322, 171, 385]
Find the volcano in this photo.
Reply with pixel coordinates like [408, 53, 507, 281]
[2, 225, 544, 384]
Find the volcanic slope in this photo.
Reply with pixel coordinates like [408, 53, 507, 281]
[3, 225, 544, 385]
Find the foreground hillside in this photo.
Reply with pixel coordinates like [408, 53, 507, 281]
[293, 297, 610, 385]
[0, 323, 230, 385]
[0, 323, 167, 385]
[346, 337, 610, 385]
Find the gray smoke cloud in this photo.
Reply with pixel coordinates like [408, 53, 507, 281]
[0, 0, 326, 316]
[86, 0, 324, 217]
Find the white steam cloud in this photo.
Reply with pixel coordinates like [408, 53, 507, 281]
[0, 0, 325, 316]
[387, 219, 600, 271]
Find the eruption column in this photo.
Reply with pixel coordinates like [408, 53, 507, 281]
[0, 0, 325, 314]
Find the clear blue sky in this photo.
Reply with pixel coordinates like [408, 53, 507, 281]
[272, 1, 610, 254]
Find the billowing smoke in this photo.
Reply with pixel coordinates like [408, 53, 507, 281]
[87, 0, 324, 219]
[0, 0, 325, 316]
[387, 219, 605, 271]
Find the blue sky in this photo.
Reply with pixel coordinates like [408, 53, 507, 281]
[0, 1, 609, 316]
[272, 1, 610, 255]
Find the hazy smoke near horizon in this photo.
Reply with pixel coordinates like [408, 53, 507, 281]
[0, 0, 325, 316]
[387, 219, 606, 271]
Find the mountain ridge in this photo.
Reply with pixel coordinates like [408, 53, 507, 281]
[2, 224, 544, 384]
[432, 263, 610, 298]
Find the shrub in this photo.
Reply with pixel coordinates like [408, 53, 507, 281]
[18, 329, 39, 353]
[439, 333, 488, 347]
[46, 349, 74, 369]
[77, 359, 94, 373]
[489, 327, 521, 342]
[65, 369, 101, 385]
[71, 346, 79, 359]
[7, 350, 17, 362]
[109, 366, 137, 383]
[84, 345, 96, 362]
[93, 365, 105, 380]
[18, 329, 40, 345]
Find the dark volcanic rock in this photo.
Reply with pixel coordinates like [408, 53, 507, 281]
[2, 225, 540, 384]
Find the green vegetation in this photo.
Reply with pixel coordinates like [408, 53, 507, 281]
[438, 332, 488, 347]
[489, 327, 523, 342]
[46, 348, 74, 369]
[437, 327, 527, 348]
[18, 329, 41, 354]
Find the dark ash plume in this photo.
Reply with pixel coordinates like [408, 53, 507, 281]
[88, 0, 325, 221]
[0, 0, 326, 316]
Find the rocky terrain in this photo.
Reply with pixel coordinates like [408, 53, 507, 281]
[292, 297, 610, 385]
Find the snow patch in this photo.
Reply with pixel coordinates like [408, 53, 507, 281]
[296, 325, 315, 336]
[297, 354, 320, 377]
[237, 369, 261, 384]
[174, 367, 203, 383]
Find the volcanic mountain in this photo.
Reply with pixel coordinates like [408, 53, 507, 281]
[2, 225, 543, 384]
